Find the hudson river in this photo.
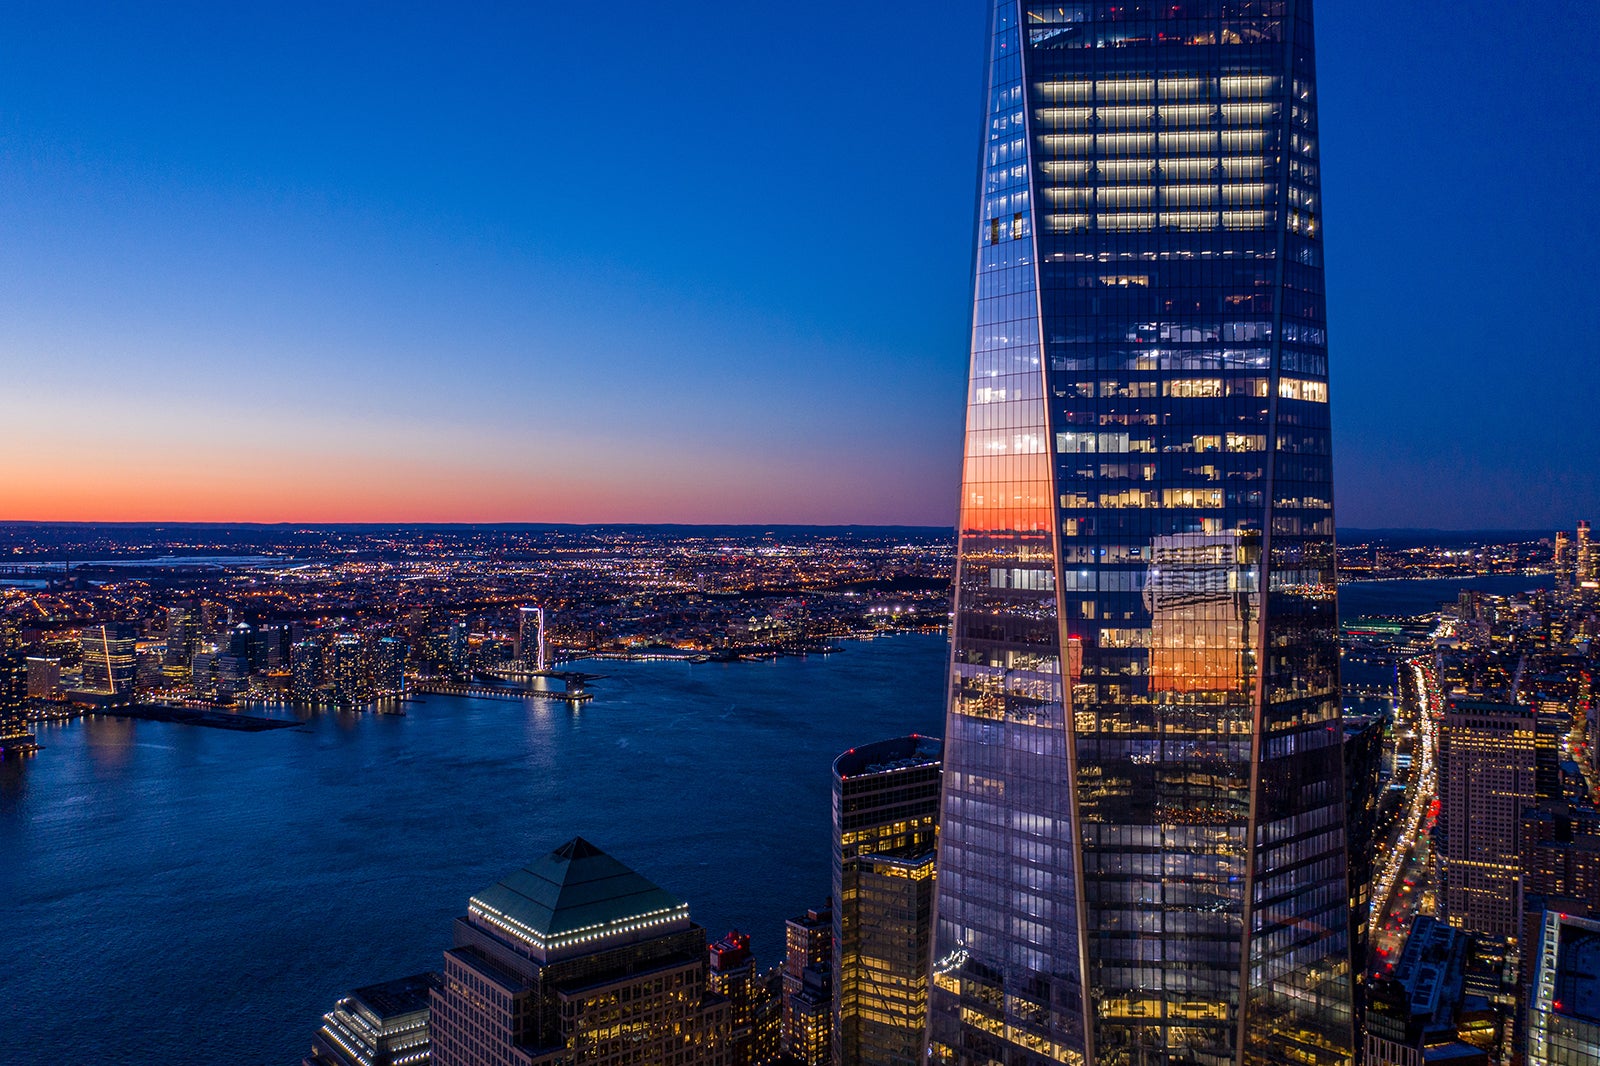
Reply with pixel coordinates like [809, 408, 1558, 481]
[0, 635, 947, 1066]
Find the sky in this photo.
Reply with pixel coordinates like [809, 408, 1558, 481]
[1, 3, 1595, 528]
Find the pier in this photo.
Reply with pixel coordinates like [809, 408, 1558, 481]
[414, 677, 595, 703]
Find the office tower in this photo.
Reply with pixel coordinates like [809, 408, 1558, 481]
[428, 837, 730, 1066]
[304, 972, 442, 1066]
[517, 606, 546, 671]
[292, 639, 323, 704]
[832, 736, 942, 1066]
[1527, 910, 1600, 1066]
[782, 903, 832, 1066]
[80, 622, 137, 697]
[929, 4, 1353, 1066]
[1555, 533, 1571, 589]
[1580, 521, 1594, 587]
[1439, 700, 1536, 942]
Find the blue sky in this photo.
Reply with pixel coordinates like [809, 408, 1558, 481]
[1, 2, 1594, 526]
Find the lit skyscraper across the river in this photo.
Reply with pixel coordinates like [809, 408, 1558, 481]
[928, 4, 1354, 1066]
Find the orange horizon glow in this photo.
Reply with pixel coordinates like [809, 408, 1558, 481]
[1, 464, 956, 527]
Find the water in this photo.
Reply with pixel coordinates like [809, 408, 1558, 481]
[1338, 573, 1554, 620]
[0, 634, 948, 1066]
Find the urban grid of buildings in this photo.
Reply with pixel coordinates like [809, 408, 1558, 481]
[6, 3, 1600, 1066]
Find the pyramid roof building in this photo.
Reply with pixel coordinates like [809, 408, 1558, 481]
[466, 837, 692, 962]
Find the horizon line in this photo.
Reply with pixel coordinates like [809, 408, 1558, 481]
[0, 519, 1570, 535]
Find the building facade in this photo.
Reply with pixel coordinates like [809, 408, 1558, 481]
[782, 903, 832, 1066]
[1527, 910, 1600, 1066]
[832, 736, 942, 1066]
[928, 4, 1354, 1065]
[706, 931, 782, 1066]
[80, 621, 136, 697]
[428, 837, 730, 1066]
[1438, 700, 1536, 942]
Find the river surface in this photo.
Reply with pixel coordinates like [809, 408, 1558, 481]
[0, 635, 947, 1066]
[1337, 573, 1553, 619]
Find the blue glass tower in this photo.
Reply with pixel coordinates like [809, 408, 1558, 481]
[928, 4, 1354, 1066]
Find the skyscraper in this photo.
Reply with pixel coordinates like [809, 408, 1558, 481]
[832, 736, 942, 1066]
[929, 5, 1353, 1066]
[1439, 700, 1536, 942]
[1578, 521, 1593, 587]
[429, 837, 730, 1066]
[518, 606, 547, 671]
[80, 622, 137, 698]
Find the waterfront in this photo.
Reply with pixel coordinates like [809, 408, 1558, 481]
[0, 635, 947, 1066]
[0, 574, 1561, 1066]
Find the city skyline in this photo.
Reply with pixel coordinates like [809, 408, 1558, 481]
[2, 3, 1595, 528]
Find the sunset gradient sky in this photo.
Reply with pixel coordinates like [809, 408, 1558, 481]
[2, 3, 1595, 527]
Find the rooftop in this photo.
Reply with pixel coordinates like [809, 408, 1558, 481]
[1553, 916, 1600, 1023]
[833, 734, 943, 780]
[468, 837, 689, 957]
[349, 971, 442, 1021]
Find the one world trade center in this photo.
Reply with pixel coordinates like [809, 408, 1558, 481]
[928, 4, 1354, 1066]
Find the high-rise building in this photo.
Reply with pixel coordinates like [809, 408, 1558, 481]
[1439, 700, 1536, 942]
[707, 931, 781, 1066]
[517, 606, 546, 671]
[165, 607, 196, 669]
[80, 622, 137, 698]
[1527, 910, 1600, 1066]
[786, 968, 832, 1066]
[1555, 532, 1572, 589]
[329, 636, 372, 707]
[928, 4, 1353, 1065]
[781, 903, 832, 1066]
[832, 735, 941, 1066]
[374, 637, 406, 697]
[303, 971, 442, 1066]
[0, 621, 37, 758]
[446, 622, 469, 673]
[428, 837, 730, 1066]
[1579, 521, 1594, 587]
[291, 639, 323, 704]
[26, 656, 62, 701]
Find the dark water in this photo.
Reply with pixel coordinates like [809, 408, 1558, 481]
[1338, 573, 1553, 620]
[0, 635, 948, 1066]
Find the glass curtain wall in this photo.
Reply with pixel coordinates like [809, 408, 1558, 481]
[929, 4, 1353, 1066]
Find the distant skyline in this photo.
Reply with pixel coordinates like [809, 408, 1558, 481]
[2, 3, 1595, 528]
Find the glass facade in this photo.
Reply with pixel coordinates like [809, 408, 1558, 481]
[833, 736, 943, 1066]
[929, 4, 1353, 1066]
